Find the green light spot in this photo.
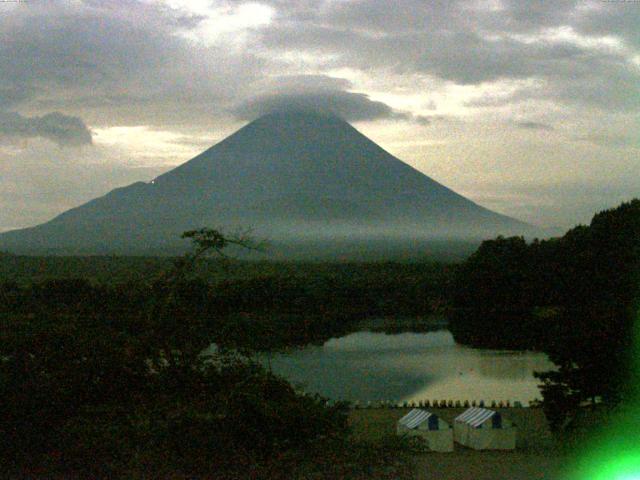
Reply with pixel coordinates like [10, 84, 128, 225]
[564, 308, 640, 480]
[574, 450, 640, 480]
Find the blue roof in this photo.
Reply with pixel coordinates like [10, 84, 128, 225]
[455, 407, 497, 428]
[398, 409, 441, 430]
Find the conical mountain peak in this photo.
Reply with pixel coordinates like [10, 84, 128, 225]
[0, 115, 538, 255]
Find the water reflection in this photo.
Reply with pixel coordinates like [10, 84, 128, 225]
[266, 330, 554, 405]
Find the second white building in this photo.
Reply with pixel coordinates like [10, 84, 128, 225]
[454, 407, 516, 450]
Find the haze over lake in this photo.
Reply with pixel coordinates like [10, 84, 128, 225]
[264, 329, 554, 406]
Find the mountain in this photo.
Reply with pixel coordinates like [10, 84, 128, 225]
[0, 111, 541, 256]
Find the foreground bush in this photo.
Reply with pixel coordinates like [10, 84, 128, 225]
[1, 229, 416, 478]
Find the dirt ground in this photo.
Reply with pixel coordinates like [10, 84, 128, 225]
[349, 408, 569, 480]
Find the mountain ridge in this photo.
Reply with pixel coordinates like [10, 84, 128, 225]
[0, 111, 541, 255]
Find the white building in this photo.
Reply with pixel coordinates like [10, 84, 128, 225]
[454, 407, 516, 450]
[396, 409, 454, 452]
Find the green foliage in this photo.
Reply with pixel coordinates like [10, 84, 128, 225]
[536, 200, 640, 427]
[0, 229, 416, 478]
[1, 259, 451, 354]
[449, 235, 559, 349]
[450, 199, 640, 430]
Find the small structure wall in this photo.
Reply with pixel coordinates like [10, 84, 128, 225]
[397, 414, 453, 452]
[454, 419, 516, 450]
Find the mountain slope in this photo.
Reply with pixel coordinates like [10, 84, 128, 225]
[0, 111, 539, 255]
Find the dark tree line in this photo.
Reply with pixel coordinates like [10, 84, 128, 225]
[1, 261, 449, 353]
[448, 235, 564, 350]
[0, 229, 418, 479]
[449, 199, 640, 429]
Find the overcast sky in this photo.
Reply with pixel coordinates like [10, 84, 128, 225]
[1, 0, 639, 232]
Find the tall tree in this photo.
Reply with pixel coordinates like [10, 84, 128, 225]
[536, 200, 640, 429]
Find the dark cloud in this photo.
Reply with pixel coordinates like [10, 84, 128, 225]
[576, 1, 640, 50]
[3, 0, 638, 121]
[233, 90, 395, 121]
[482, 0, 581, 33]
[0, 111, 92, 146]
[232, 75, 429, 123]
[0, 0, 265, 127]
[515, 121, 554, 131]
[544, 54, 640, 112]
[257, 74, 353, 92]
[259, 0, 640, 112]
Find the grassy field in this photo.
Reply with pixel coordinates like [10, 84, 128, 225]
[349, 408, 569, 480]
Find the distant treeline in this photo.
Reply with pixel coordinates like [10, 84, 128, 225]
[0, 237, 479, 266]
[0, 252, 461, 284]
[449, 199, 640, 428]
[0, 261, 452, 352]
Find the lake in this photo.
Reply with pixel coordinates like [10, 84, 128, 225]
[264, 330, 554, 406]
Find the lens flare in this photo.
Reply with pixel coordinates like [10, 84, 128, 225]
[565, 309, 640, 480]
[580, 449, 640, 480]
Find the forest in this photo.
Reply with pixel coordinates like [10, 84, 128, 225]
[1, 232, 437, 478]
[0, 258, 451, 351]
[449, 199, 640, 429]
[2, 200, 639, 476]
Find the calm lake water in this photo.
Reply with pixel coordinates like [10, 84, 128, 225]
[264, 330, 554, 406]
